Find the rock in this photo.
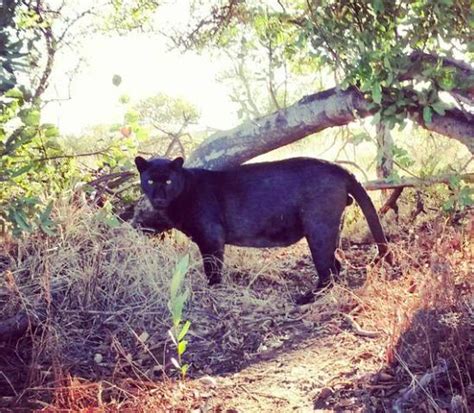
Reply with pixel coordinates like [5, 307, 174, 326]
[199, 375, 218, 388]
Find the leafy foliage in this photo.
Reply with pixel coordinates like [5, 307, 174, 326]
[0, 11, 72, 236]
[442, 176, 474, 213]
[104, 0, 161, 32]
[179, 0, 473, 128]
[134, 94, 199, 132]
[122, 93, 200, 158]
[0, 1, 69, 235]
[0, 86, 77, 236]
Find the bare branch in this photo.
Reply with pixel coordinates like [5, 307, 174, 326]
[379, 187, 404, 216]
[32, 147, 112, 162]
[364, 173, 474, 191]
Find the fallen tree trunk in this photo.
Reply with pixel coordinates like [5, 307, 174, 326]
[188, 87, 371, 169]
[188, 87, 474, 170]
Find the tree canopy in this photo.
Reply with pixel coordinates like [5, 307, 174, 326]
[168, 0, 474, 167]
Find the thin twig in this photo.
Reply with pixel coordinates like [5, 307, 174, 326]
[339, 312, 380, 338]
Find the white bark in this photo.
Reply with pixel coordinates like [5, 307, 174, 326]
[188, 87, 474, 169]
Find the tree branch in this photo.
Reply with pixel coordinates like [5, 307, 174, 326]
[401, 52, 474, 101]
[379, 187, 404, 216]
[187, 87, 474, 170]
[363, 173, 474, 191]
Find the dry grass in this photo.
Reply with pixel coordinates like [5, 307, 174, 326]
[0, 195, 472, 412]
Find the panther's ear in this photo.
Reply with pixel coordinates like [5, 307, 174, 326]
[135, 156, 149, 173]
[170, 157, 184, 170]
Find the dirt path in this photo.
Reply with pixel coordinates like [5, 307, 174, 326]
[136, 305, 394, 412]
[215, 332, 385, 412]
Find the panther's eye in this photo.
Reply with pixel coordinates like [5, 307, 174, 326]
[147, 179, 154, 185]
[165, 179, 172, 185]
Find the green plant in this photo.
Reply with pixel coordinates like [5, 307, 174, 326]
[0, 2, 68, 237]
[0, 87, 72, 236]
[167, 254, 191, 380]
[442, 176, 473, 213]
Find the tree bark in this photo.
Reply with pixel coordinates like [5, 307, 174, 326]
[375, 122, 394, 200]
[187, 87, 474, 169]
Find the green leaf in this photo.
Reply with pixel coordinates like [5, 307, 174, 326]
[169, 293, 188, 325]
[360, 80, 372, 93]
[371, 82, 382, 104]
[39, 201, 54, 223]
[423, 106, 432, 124]
[119, 94, 130, 104]
[431, 101, 447, 116]
[442, 198, 455, 212]
[124, 110, 139, 124]
[181, 363, 189, 375]
[13, 210, 32, 232]
[105, 215, 121, 228]
[177, 340, 187, 356]
[4, 88, 23, 99]
[386, 170, 401, 184]
[458, 186, 473, 207]
[178, 320, 191, 341]
[21, 109, 40, 126]
[42, 123, 60, 138]
[38, 201, 56, 236]
[44, 138, 61, 150]
[448, 175, 461, 189]
[372, 0, 384, 13]
[392, 145, 414, 168]
[350, 132, 370, 145]
[11, 163, 34, 177]
[134, 127, 149, 141]
[371, 111, 382, 125]
[170, 254, 190, 299]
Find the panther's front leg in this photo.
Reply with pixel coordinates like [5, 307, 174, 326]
[195, 225, 225, 285]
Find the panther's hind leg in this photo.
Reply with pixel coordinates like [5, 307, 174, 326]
[297, 206, 345, 304]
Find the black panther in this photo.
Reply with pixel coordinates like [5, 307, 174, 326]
[134, 156, 391, 303]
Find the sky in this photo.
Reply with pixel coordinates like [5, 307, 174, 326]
[42, 4, 239, 135]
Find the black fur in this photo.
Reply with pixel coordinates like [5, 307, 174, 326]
[135, 156, 390, 303]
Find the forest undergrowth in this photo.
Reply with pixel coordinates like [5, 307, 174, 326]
[0, 191, 472, 412]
